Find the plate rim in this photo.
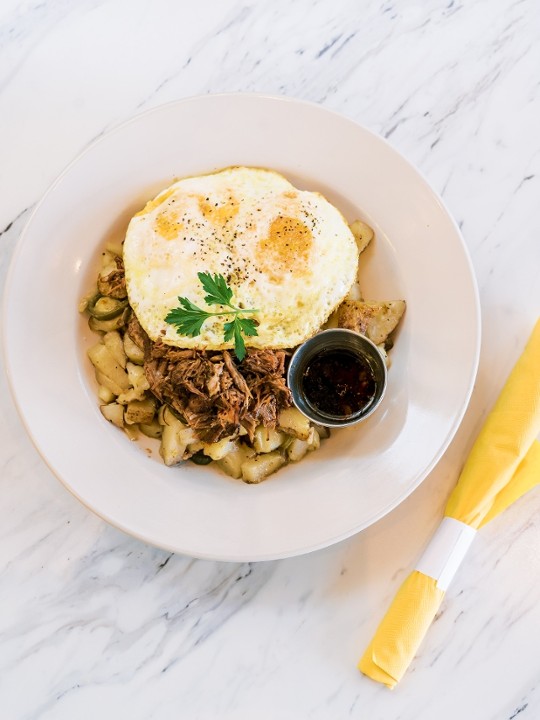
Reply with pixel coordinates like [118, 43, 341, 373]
[2, 92, 481, 561]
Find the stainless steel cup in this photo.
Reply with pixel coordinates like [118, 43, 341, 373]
[287, 328, 388, 428]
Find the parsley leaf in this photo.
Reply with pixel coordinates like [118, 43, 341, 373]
[222, 317, 258, 361]
[236, 317, 259, 337]
[198, 271, 234, 307]
[223, 319, 236, 343]
[165, 297, 211, 337]
[165, 273, 259, 360]
[223, 317, 247, 361]
[233, 322, 247, 362]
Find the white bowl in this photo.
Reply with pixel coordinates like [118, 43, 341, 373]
[3, 94, 480, 561]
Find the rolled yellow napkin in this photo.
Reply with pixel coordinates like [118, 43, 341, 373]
[359, 319, 540, 688]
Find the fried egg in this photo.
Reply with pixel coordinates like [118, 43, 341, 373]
[123, 167, 358, 350]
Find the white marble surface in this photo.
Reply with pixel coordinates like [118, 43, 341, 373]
[1, 1, 539, 718]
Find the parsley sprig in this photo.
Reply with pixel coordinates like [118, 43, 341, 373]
[165, 272, 259, 361]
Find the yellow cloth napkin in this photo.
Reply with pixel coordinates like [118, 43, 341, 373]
[359, 319, 540, 688]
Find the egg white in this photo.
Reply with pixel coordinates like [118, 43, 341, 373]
[123, 167, 358, 350]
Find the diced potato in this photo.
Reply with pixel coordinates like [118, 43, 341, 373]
[277, 407, 311, 440]
[127, 362, 150, 392]
[280, 434, 294, 450]
[312, 423, 330, 439]
[179, 426, 199, 446]
[140, 417, 162, 439]
[253, 426, 285, 453]
[117, 363, 151, 404]
[202, 437, 238, 461]
[160, 424, 188, 466]
[156, 408, 193, 463]
[100, 250, 117, 273]
[125, 396, 156, 425]
[105, 241, 124, 257]
[287, 437, 310, 462]
[116, 387, 146, 405]
[95, 370, 124, 397]
[123, 333, 145, 365]
[337, 299, 406, 345]
[88, 343, 130, 390]
[98, 384, 115, 403]
[216, 443, 253, 479]
[100, 402, 124, 428]
[216, 452, 244, 479]
[103, 331, 127, 369]
[347, 282, 363, 301]
[288, 428, 320, 461]
[124, 424, 140, 441]
[349, 219, 374, 254]
[308, 427, 320, 451]
[241, 451, 286, 483]
[323, 310, 339, 329]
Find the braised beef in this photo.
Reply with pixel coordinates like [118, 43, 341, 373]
[97, 256, 127, 299]
[143, 342, 292, 443]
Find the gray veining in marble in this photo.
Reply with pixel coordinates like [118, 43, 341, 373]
[1, 1, 539, 718]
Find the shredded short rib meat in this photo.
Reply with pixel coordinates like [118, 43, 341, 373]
[142, 334, 292, 443]
[126, 314, 152, 355]
[97, 256, 127, 299]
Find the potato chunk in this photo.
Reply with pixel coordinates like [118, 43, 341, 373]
[95, 371, 123, 397]
[126, 362, 150, 391]
[349, 220, 374, 255]
[277, 407, 311, 440]
[125, 396, 156, 425]
[117, 363, 151, 404]
[347, 282, 363, 301]
[287, 437, 310, 462]
[216, 444, 255, 479]
[337, 299, 406, 345]
[217, 451, 244, 480]
[123, 332, 145, 365]
[88, 343, 130, 390]
[100, 402, 124, 428]
[241, 452, 286, 483]
[160, 425, 188, 466]
[202, 437, 238, 461]
[140, 417, 162, 439]
[104, 241, 123, 257]
[309, 427, 321, 451]
[287, 427, 320, 461]
[98, 384, 115, 403]
[124, 424, 140, 441]
[103, 331, 126, 369]
[253, 426, 285, 453]
[312, 424, 330, 439]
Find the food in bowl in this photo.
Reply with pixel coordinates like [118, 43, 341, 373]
[80, 167, 405, 482]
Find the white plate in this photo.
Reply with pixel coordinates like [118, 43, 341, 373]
[3, 94, 480, 561]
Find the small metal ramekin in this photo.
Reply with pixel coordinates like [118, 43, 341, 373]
[287, 328, 388, 428]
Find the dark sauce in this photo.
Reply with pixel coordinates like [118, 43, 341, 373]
[302, 349, 376, 417]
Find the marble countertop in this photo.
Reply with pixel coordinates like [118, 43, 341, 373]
[1, 1, 539, 718]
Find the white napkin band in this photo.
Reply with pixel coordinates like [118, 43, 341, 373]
[415, 517, 476, 591]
